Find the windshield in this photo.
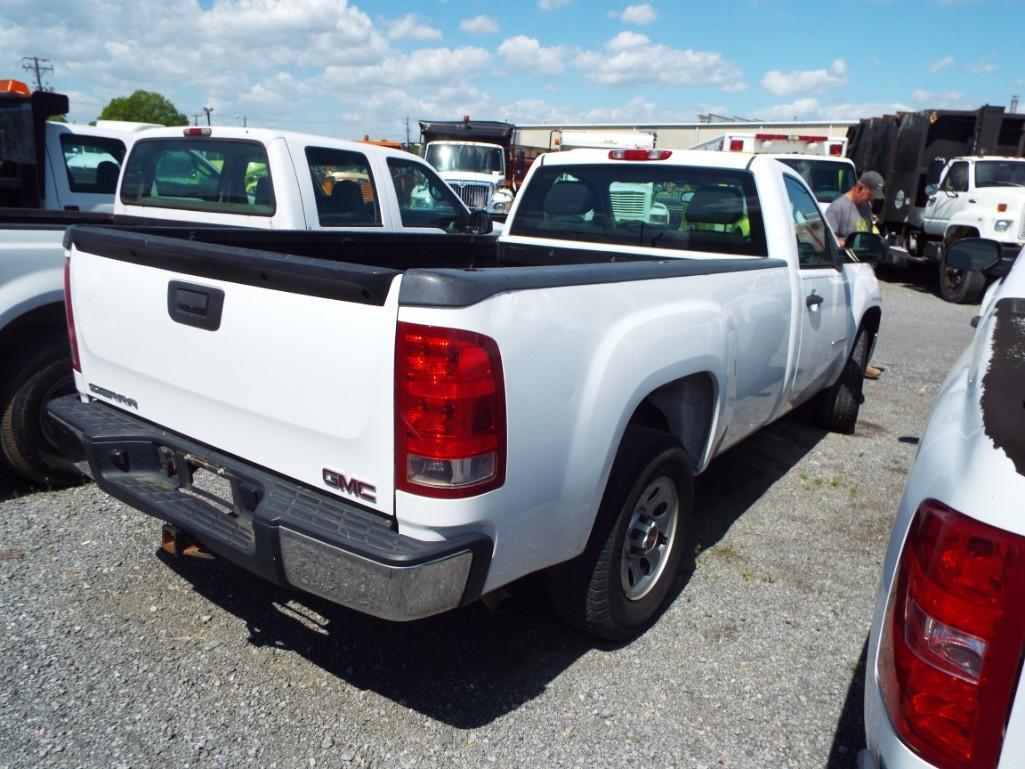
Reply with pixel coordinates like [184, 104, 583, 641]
[975, 160, 1025, 188]
[426, 143, 505, 175]
[777, 158, 855, 203]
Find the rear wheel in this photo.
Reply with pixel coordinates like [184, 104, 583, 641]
[547, 426, 692, 640]
[939, 245, 986, 304]
[0, 334, 81, 486]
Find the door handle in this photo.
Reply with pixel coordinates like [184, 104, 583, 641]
[167, 281, 225, 331]
[806, 293, 824, 308]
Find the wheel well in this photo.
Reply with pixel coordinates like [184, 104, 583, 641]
[861, 306, 881, 339]
[627, 373, 715, 472]
[944, 225, 980, 244]
[0, 302, 67, 361]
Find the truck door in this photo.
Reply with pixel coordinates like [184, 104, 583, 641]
[784, 176, 849, 397]
[923, 161, 968, 236]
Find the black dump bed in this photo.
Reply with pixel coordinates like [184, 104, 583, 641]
[847, 106, 1025, 224]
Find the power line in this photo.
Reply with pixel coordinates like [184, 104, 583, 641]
[21, 56, 54, 92]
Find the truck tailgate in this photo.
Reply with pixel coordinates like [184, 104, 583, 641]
[67, 229, 401, 516]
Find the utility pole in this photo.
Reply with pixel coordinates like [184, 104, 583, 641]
[235, 114, 247, 127]
[202, 106, 214, 126]
[405, 116, 411, 148]
[20, 56, 54, 92]
[191, 113, 201, 126]
[1012, 95, 1020, 114]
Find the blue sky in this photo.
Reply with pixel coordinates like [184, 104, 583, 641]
[2, 0, 1022, 141]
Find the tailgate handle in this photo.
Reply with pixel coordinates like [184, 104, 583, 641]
[167, 281, 225, 331]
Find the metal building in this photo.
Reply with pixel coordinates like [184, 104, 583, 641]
[514, 120, 858, 151]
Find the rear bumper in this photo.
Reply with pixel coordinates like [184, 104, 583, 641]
[47, 394, 492, 621]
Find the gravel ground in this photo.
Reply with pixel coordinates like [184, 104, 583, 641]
[0, 268, 977, 769]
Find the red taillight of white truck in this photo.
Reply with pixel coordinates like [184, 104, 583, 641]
[63, 255, 81, 372]
[395, 322, 505, 498]
[879, 500, 1025, 769]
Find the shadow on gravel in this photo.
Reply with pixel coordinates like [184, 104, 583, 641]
[827, 637, 869, 768]
[689, 412, 828, 559]
[0, 465, 42, 502]
[155, 412, 828, 729]
[159, 548, 591, 728]
[875, 262, 944, 300]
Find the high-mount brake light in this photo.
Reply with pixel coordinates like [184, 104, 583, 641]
[395, 322, 506, 498]
[63, 256, 81, 373]
[608, 149, 672, 160]
[183, 127, 212, 137]
[797, 134, 828, 143]
[878, 500, 1025, 769]
[829, 143, 844, 156]
[0, 79, 31, 97]
[728, 139, 745, 151]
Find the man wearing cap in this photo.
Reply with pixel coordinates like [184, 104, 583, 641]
[825, 170, 885, 239]
[825, 170, 886, 379]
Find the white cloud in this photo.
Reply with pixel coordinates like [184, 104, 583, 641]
[460, 15, 499, 35]
[969, 60, 998, 74]
[575, 34, 746, 92]
[760, 59, 847, 96]
[386, 13, 442, 41]
[321, 47, 493, 89]
[538, 0, 572, 10]
[620, 3, 657, 25]
[930, 55, 954, 73]
[755, 98, 915, 121]
[497, 36, 567, 76]
[910, 89, 970, 108]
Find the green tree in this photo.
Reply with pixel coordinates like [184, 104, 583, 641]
[98, 90, 188, 126]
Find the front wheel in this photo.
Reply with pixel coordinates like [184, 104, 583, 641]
[817, 328, 869, 434]
[546, 426, 692, 640]
[939, 246, 986, 304]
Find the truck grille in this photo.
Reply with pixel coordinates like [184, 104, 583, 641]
[454, 183, 491, 210]
[611, 190, 648, 219]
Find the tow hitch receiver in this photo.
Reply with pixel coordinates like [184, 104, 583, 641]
[160, 523, 213, 559]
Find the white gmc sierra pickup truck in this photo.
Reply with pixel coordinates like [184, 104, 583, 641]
[2, 125, 489, 484]
[49, 148, 884, 639]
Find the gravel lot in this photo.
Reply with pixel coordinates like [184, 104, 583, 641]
[0, 268, 977, 769]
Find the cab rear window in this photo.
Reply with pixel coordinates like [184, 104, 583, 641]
[509, 164, 767, 257]
[60, 134, 126, 194]
[120, 138, 274, 215]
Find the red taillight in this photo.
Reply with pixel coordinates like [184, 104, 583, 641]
[395, 322, 505, 498]
[183, 127, 212, 136]
[728, 139, 745, 151]
[829, 143, 844, 156]
[879, 500, 1025, 769]
[63, 255, 81, 373]
[608, 149, 672, 161]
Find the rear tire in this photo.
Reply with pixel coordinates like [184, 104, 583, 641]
[939, 246, 986, 304]
[0, 334, 81, 486]
[817, 328, 869, 434]
[546, 426, 692, 641]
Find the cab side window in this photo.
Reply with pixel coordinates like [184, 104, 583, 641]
[784, 176, 834, 269]
[59, 135, 126, 194]
[305, 147, 380, 227]
[387, 159, 462, 230]
[943, 162, 969, 193]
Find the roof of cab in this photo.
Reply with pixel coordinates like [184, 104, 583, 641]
[539, 147, 760, 170]
[130, 126, 419, 162]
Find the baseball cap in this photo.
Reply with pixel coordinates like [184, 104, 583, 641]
[858, 171, 885, 199]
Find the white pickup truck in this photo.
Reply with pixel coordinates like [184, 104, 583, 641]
[1, 125, 488, 485]
[860, 238, 1025, 769]
[922, 156, 1025, 303]
[49, 148, 885, 639]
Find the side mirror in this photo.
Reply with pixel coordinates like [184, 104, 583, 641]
[464, 209, 493, 235]
[944, 238, 1002, 273]
[843, 232, 888, 265]
[924, 183, 938, 197]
